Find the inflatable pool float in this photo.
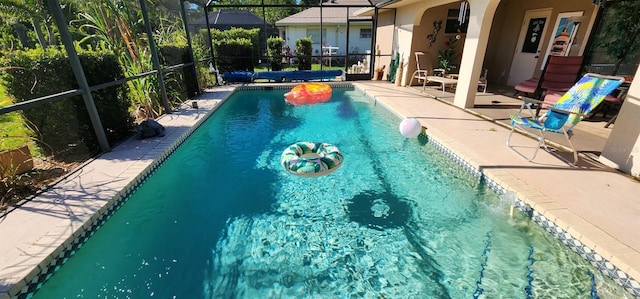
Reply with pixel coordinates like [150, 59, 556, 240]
[284, 83, 332, 105]
[281, 142, 343, 177]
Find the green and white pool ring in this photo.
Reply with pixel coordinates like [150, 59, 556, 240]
[281, 142, 343, 177]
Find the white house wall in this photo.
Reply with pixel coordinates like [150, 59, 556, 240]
[282, 25, 372, 58]
[386, 0, 459, 86]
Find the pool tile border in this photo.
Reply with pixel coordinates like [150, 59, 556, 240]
[6, 84, 639, 298]
[356, 84, 640, 297]
[427, 138, 640, 297]
[403, 111, 640, 298]
[6, 96, 229, 299]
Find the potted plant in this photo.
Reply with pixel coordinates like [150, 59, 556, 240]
[438, 36, 460, 75]
[373, 45, 385, 80]
[373, 65, 385, 80]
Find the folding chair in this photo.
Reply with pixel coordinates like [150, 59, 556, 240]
[507, 73, 624, 165]
[478, 69, 488, 93]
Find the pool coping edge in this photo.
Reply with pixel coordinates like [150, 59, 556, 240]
[351, 82, 640, 297]
[2, 83, 639, 298]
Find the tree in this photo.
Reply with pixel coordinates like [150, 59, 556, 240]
[0, 0, 56, 49]
[210, 0, 300, 25]
[0, 22, 23, 52]
[597, 0, 640, 75]
[295, 37, 312, 70]
[267, 36, 284, 70]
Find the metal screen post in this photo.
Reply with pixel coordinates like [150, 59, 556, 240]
[139, 0, 171, 114]
[47, 0, 110, 152]
[204, 6, 217, 71]
[180, 0, 200, 93]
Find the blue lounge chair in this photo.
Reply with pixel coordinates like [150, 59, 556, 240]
[222, 71, 254, 83]
[254, 70, 343, 82]
[507, 73, 625, 165]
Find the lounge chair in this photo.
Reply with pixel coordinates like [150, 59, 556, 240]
[507, 73, 625, 165]
[409, 52, 429, 90]
[514, 55, 584, 116]
[441, 69, 487, 93]
[254, 70, 343, 82]
[478, 69, 488, 93]
[426, 75, 458, 94]
[600, 80, 631, 128]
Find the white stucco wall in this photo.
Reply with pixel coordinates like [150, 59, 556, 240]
[282, 25, 372, 57]
[453, 0, 501, 108]
[385, 0, 459, 86]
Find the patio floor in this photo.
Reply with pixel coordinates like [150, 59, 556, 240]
[0, 81, 638, 298]
[411, 82, 619, 157]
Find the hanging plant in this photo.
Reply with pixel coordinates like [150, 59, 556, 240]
[438, 36, 459, 73]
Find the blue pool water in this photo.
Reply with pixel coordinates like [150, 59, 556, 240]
[31, 87, 631, 298]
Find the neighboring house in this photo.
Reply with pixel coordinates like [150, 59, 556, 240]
[275, 0, 374, 68]
[365, 0, 640, 186]
[190, 9, 278, 63]
[189, 10, 277, 34]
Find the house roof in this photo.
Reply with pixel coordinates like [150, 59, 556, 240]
[275, 0, 373, 26]
[367, 0, 388, 6]
[191, 10, 270, 27]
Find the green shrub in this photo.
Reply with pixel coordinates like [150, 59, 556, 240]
[192, 29, 218, 87]
[267, 37, 284, 71]
[193, 29, 215, 62]
[295, 37, 313, 70]
[215, 38, 254, 73]
[159, 44, 197, 99]
[211, 27, 260, 69]
[0, 47, 133, 161]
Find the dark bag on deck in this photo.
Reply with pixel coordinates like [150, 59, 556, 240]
[136, 119, 165, 139]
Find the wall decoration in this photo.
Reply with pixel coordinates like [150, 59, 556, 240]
[427, 20, 442, 47]
[541, 11, 583, 68]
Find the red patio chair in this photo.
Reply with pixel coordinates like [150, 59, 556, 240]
[514, 55, 584, 116]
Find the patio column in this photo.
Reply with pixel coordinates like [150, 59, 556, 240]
[599, 65, 640, 177]
[453, 0, 501, 108]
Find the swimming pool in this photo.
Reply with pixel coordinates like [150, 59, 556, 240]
[29, 86, 632, 298]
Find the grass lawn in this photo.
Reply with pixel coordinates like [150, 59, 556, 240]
[0, 85, 34, 152]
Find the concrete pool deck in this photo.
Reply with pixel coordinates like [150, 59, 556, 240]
[0, 81, 639, 297]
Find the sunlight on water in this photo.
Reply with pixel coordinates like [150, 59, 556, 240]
[30, 87, 633, 298]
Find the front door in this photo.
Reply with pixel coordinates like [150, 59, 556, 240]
[507, 8, 552, 86]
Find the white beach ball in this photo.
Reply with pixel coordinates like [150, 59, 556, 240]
[399, 117, 422, 138]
